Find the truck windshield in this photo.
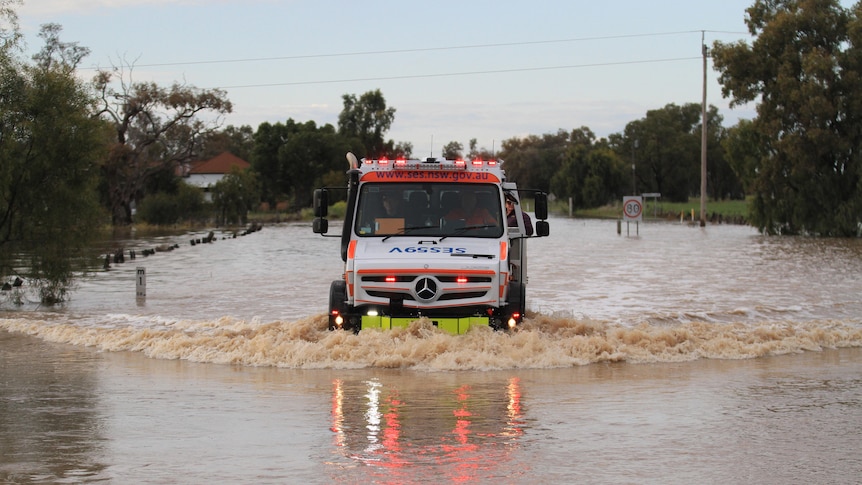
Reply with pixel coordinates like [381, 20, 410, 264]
[354, 183, 504, 238]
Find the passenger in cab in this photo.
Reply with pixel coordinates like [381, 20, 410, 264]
[381, 191, 404, 217]
[506, 192, 533, 235]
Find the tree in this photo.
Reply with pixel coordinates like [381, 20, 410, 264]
[251, 120, 293, 207]
[441, 141, 463, 159]
[0, 22, 106, 303]
[703, 111, 743, 201]
[610, 103, 739, 204]
[199, 124, 254, 161]
[712, 0, 862, 235]
[337, 89, 396, 157]
[499, 130, 570, 193]
[252, 119, 361, 209]
[466, 138, 496, 159]
[278, 122, 358, 208]
[0, 0, 21, 52]
[388, 140, 413, 158]
[211, 166, 259, 225]
[92, 61, 232, 225]
[616, 104, 702, 202]
[31, 23, 88, 73]
[550, 128, 627, 208]
[723, 119, 767, 195]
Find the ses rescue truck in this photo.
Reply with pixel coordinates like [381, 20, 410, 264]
[313, 152, 549, 334]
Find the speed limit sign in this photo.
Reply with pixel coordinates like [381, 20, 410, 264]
[623, 196, 643, 222]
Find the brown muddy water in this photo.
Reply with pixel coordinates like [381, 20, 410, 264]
[1, 218, 861, 483]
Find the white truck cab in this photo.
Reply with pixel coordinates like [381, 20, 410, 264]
[313, 152, 549, 334]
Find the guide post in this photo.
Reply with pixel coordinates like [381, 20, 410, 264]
[136, 267, 146, 300]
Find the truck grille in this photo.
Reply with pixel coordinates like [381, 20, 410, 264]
[358, 272, 494, 304]
[362, 275, 492, 283]
[365, 289, 489, 301]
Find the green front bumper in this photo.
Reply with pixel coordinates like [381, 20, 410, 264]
[361, 315, 490, 335]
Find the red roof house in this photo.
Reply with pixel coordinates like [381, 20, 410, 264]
[183, 152, 251, 199]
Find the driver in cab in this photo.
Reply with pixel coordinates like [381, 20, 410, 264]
[444, 192, 497, 226]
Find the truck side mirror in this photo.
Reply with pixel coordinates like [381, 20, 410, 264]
[313, 217, 329, 234]
[313, 189, 328, 217]
[534, 193, 548, 220]
[535, 220, 550, 237]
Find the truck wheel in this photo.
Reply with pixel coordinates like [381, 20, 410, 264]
[506, 282, 526, 327]
[328, 280, 348, 331]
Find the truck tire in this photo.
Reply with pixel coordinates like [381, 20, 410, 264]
[328, 280, 348, 331]
[507, 281, 526, 325]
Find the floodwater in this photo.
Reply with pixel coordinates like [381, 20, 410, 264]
[1, 218, 861, 483]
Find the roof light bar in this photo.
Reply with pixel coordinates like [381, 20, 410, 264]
[360, 157, 505, 171]
[389, 160, 467, 171]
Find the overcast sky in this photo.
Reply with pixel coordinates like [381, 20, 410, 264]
[17, 0, 769, 156]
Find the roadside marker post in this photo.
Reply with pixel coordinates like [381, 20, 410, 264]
[136, 267, 146, 299]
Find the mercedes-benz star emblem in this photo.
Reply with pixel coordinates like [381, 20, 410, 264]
[414, 277, 438, 301]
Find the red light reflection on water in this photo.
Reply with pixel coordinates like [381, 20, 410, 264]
[380, 390, 405, 465]
[505, 377, 525, 440]
[329, 376, 525, 482]
[331, 379, 345, 448]
[442, 384, 481, 482]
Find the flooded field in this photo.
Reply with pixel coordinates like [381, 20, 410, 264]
[2, 218, 861, 483]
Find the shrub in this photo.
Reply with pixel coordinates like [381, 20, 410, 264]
[138, 184, 207, 225]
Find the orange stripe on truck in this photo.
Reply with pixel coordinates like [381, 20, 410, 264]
[347, 240, 357, 259]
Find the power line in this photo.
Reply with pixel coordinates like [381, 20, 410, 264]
[211, 56, 702, 90]
[85, 30, 741, 70]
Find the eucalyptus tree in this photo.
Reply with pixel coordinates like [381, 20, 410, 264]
[337, 89, 396, 158]
[712, 0, 862, 235]
[92, 61, 232, 225]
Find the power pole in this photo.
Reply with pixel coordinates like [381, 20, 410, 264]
[631, 139, 638, 195]
[699, 31, 708, 228]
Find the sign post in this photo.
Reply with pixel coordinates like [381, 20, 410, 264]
[623, 196, 643, 236]
[641, 192, 661, 218]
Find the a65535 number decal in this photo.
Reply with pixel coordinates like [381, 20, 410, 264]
[389, 246, 467, 254]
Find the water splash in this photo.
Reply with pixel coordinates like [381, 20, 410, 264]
[2, 314, 860, 370]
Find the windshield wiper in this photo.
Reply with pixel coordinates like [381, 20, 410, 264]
[381, 225, 431, 242]
[439, 224, 498, 241]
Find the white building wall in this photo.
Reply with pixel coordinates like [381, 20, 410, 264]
[185, 174, 225, 202]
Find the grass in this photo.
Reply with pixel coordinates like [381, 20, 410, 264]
[247, 196, 750, 224]
[562, 197, 751, 222]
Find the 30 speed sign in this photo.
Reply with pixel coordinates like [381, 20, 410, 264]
[623, 196, 643, 222]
